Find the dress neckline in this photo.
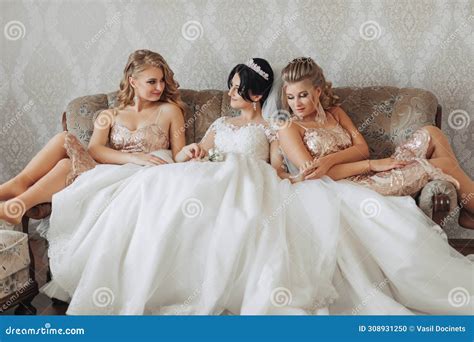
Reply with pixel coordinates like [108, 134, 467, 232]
[112, 121, 167, 136]
[222, 116, 270, 131]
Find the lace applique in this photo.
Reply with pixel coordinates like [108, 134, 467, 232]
[202, 116, 275, 162]
[64, 133, 97, 186]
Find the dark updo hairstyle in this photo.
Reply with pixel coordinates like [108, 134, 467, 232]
[227, 58, 274, 106]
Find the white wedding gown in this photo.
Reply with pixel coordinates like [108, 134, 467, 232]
[328, 180, 473, 315]
[42, 117, 341, 315]
[281, 120, 473, 315]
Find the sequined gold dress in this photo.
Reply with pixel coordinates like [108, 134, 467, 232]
[43, 115, 342, 315]
[284, 120, 473, 315]
[63, 111, 170, 185]
[292, 121, 459, 196]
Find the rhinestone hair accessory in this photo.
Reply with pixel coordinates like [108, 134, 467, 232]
[245, 59, 269, 81]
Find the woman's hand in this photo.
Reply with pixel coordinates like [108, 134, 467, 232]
[369, 158, 412, 172]
[301, 156, 335, 180]
[130, 152, 168, 166]
[182, 143, 206, 160]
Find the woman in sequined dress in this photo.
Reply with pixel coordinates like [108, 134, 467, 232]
[276, 57, 473, 315]
[0, 49, 186, 225]
[277, 57, 473, 229]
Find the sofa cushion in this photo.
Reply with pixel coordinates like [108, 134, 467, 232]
[334, 87, 438, 158]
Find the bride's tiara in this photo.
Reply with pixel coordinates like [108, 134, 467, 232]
[245, 59, 269, 81]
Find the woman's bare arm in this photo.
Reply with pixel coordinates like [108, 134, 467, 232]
[88, 110, 135, 164]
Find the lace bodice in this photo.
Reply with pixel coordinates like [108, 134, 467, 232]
[109, 122, 169, 153]
[203, 116, 276, 162]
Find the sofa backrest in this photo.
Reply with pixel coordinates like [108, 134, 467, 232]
[64, 87, 438, 159]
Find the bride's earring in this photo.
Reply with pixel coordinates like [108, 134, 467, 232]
[253, 101, 257, 111]
[315, 101, 327, 125]
[134, 94, 139, 105]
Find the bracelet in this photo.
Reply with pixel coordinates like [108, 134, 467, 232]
[367, 159, 372, 173]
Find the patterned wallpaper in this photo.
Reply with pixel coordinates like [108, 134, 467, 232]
[0, 0, 473, 237]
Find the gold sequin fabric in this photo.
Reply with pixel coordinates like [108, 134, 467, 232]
[303, 125, 459, 196]
[64, 121, 169, 186]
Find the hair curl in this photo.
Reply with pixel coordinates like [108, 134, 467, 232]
[117, 49, 185, 113]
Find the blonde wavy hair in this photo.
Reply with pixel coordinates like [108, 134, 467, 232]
[281, 57, 339, 113]
[117, 49, 185, 113]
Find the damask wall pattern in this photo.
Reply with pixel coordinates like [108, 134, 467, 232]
[0, 0, 473, 237]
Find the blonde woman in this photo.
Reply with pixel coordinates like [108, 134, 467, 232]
[42, 59, 341, 316]
[0, 49, 185, 225]
[277, 57, 473, 315]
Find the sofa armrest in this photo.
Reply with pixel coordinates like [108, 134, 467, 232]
[417, 180, 458, 226]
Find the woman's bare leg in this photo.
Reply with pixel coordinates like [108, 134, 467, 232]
[0, 132, 68, 200]
[0, 158, 71, 225]
[424, 126, 474, 213]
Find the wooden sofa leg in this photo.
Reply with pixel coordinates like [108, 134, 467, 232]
[14, 297, 37, 315]
[432, 194, 451, 226]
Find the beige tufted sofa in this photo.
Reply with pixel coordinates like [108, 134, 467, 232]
[22, 87, 460, 293]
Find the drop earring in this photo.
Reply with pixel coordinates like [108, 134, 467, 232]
[253, 101, 257, 111]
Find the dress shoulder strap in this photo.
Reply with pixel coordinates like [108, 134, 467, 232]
[292, 120, 309, 131]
